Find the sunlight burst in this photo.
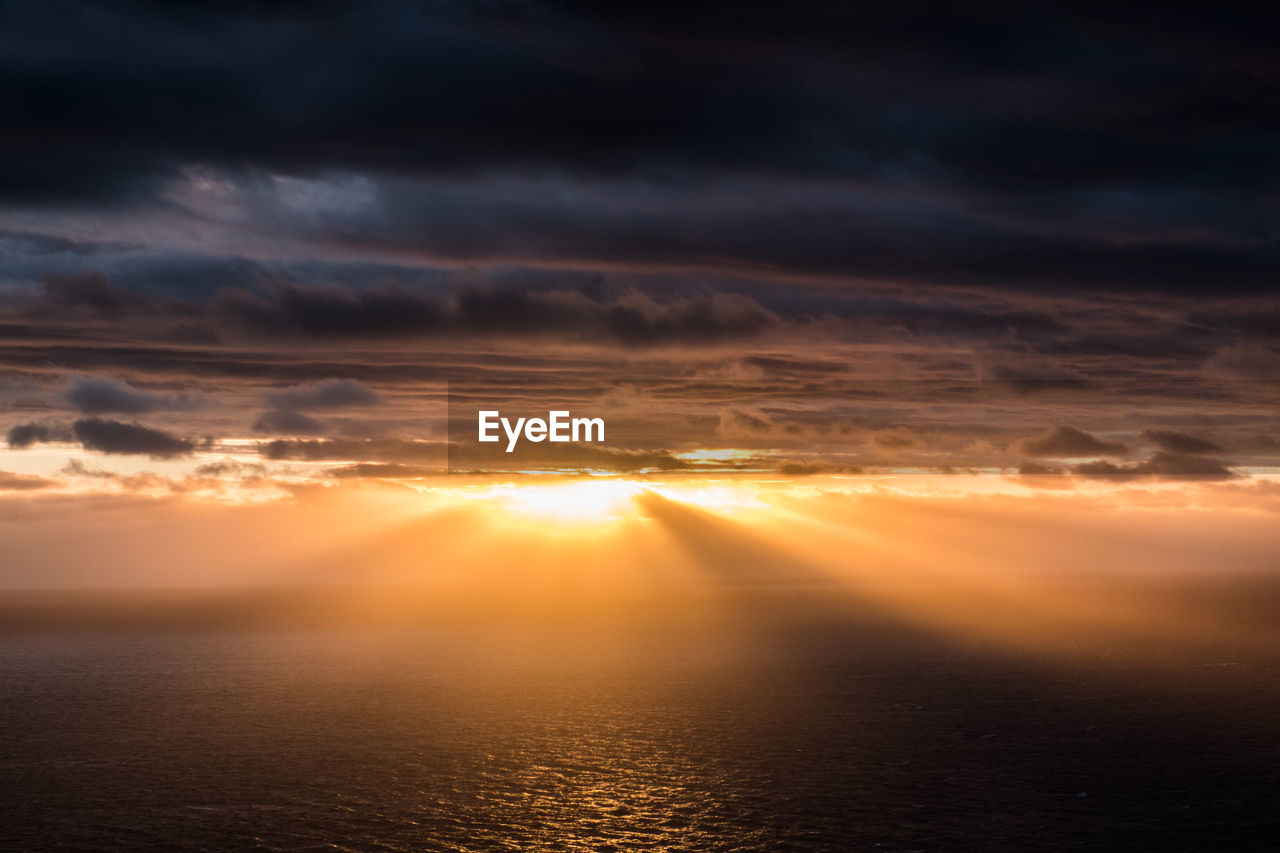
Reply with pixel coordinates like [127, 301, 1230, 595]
[487, 480, 648, 522]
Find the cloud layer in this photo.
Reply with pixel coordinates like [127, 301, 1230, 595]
[0, 2, 1276, 487]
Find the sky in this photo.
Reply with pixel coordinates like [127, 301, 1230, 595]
[0, 1, 1277, 593]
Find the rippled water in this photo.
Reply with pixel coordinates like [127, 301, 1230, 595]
[3, 594, 1278, 851]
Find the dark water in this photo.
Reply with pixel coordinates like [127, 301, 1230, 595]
[2, 593, 1278, 852]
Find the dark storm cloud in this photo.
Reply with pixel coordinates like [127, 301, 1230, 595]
[4, 2, 1277, 192]
[6, 420, 72, 448]
[0, 250, 1271, 380]
[1018, 461, 1064, 477]
[0, 2, 1277, 479]
[260, 438, 445, 464]
[210, 285, 448, 339]
[265, 379, 381, 411]
[776, 460, 861, 477]
[1018, 426, 1128, 458]
[985, 364, 1089, 394]
[1, 2, 1278, 294]
[305, 175, 1280, 295]
[252, 378, 382, 435]
[6, 264, 787, 348]
[8, 416, 201, 458]
[251, 409, 325, 436]
[66, 375, 202, 414]
[1142, 430, 1223, 454]
[24, 272, 144, 318]
[72, 418, 198, 458]
[1075, 452, 1236, 481]
[206, 281, 779, 345]
[741, 356, 846, 376]
[193, 459, 268, 479]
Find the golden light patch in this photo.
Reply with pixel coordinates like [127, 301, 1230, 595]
[483, 479, 648, 522]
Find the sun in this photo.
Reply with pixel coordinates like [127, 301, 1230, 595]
[485, 479, 649, 523]
[469, 477, 772, 527]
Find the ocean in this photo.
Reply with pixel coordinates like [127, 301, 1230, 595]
[2, 589, 1277, 851]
